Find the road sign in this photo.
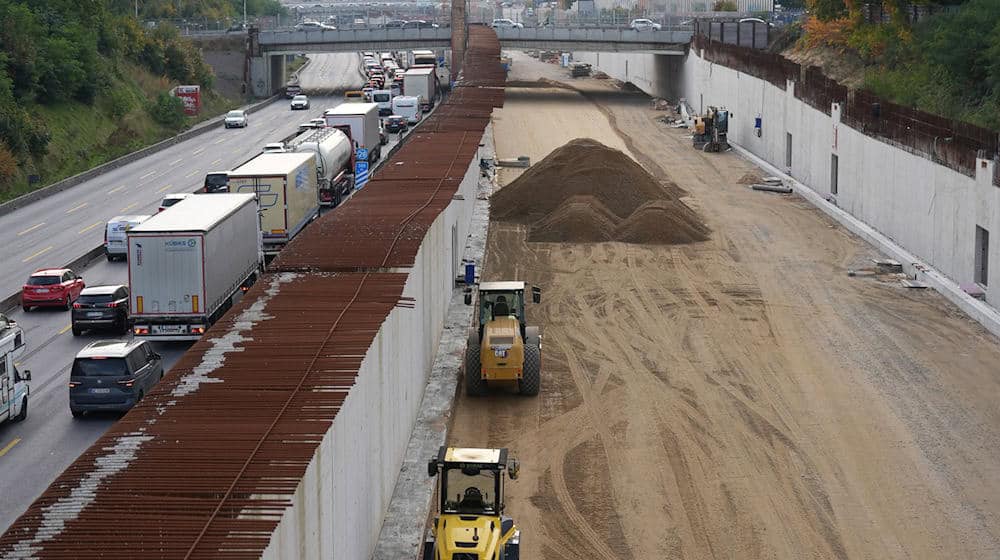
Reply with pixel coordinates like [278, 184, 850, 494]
[355, 161, 369, 189]
[356, 148, 368, 162]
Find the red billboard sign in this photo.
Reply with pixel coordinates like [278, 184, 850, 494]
[173, 85, 202, 116]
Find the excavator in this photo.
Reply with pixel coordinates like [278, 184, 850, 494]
[465, 281, 541, 396]
[692, 106, 730, 152]
[423, 447, 521, 560]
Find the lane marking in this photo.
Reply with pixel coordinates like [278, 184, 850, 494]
[210, 158, 221, 166]
[17, 223, 45, 236]
[213, 137, 226, 144]
[193, 148, 205, 155]
[184, 171, 198, 179]
[120, 202, 138, 212]
[78, 221, 102, 234]
[65, 202, 88, 214]
[107, 185, 126, 194]
[140, 171, 157, 179]
[169, 158, 183, 166]
[0, 438, 21, 458]
[58, 324, 72, 335]
[156, 184, 173, 193]
[22, 246, 53, 263]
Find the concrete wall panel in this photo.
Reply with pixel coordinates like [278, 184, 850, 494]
[577, 48, 1000, 308]
[259, 134, 481, 560]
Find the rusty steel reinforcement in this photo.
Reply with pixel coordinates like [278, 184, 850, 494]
[692, 35, 999, 178]
[0, 24, 505, 560]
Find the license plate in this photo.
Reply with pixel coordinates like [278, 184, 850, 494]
[87, 312, 103, 318]
[36, 289, 49, 293]
[153, 324, 186, 334]
[90, 388, 111, 394]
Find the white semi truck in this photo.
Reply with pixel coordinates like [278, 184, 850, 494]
[286, 127, 355, 207]
[403, 67, 437, 112]
[226, 152, 320, 255]
[128, 194, 262, 341]
[324, 103, 382, 164]
[0, 314, 29, 424]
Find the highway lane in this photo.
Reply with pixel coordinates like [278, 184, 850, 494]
[0, 257, 190, 531]
[2, 53, 362, 304]
[0, 52, 368, 532]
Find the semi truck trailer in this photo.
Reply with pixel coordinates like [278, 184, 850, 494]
[226, 152, 320, 255]
[128, 193, 262, 341]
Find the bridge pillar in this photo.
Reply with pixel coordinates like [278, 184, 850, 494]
[451, 0, 467, 80]
[249, 54, 286, 98]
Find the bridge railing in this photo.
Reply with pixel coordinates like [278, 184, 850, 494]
[258, 27, 453, 46]
[493, 26, 692, 44]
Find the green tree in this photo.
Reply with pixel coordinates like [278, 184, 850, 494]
[150, 91, 186, 128]
[713, 0, 737, 10]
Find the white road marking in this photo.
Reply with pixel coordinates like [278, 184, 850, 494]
[120, 202, 138, 212]
[140, 171, 157, 179]
[78, 221, 102, 234]
[65, 202, 88, 214]
[22, 246, 53, 263]
[107, 185, 126, 194]
[156, 184, 173, 193]
[17, 223, 44, 236]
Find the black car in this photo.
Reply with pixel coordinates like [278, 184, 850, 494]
[71, 285, 129, 335]
[384, 115, 408, 133]
[285, 84, 302, 99]
[402, 20, 439, 29]
[383, 19, 407, 28]
[69, 340, 163, 417]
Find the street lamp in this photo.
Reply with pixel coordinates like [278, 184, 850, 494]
[243, 0, 247, 27]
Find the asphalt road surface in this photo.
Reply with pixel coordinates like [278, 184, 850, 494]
[0, 53, 377, 532]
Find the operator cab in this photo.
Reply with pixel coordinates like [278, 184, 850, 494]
[425, 447, 521, 560]
[469, 281, 541, 339]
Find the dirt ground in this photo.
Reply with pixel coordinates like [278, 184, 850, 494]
[447, 52, 1000, 559]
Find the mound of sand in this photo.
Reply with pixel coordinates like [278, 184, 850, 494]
[493, 138, 709, 245]
[491, 138, 670, 223]
[737, 172, 763, 185]
[528, 196, 618, 243]
[613, 200, 710, 245]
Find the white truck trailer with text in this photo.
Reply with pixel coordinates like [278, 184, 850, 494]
[128, 194, 262, 341]
[226, 152, 320, 255]
[324, 103, 382, 164]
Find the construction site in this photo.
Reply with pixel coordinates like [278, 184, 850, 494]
[4, 19, 1000, 560]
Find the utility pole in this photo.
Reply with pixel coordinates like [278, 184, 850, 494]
[244, 0, 247, 27]
[135, 0, 138, 19]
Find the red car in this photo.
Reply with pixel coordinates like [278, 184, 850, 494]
[22, 268, 86, 311]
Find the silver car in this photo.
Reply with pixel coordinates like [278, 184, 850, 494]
[224, 110, 248, 128]
[290, 95, 310, 110]
[629, 18, 662, 31]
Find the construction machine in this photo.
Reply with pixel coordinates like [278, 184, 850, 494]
[464, 281, 542, 396]
[692, 106, 730, 152]
[424, 447, 521, 560]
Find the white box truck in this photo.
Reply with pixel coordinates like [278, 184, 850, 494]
[403, 67, 437, 112]
[226, 152, 320, 255]
[128, 193, 262, 341]
[324, 103, 382, 163]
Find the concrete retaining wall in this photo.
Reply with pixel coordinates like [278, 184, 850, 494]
[679, 49, 1000, 308]
[575, 47, 1000, 320]
[259, 133, 482, 560]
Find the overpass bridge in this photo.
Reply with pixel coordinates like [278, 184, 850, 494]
[249, 26, 691, 96]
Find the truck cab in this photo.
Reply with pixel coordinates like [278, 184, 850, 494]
[0, 314, 30, 424]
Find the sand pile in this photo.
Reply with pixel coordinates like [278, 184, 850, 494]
[529, 196, 618, 242]
[492, 138, 709, 245]
[737, 172, 763, 185]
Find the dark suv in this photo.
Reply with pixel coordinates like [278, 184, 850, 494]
[69, 340, 163, 417]
[72, 285, 130, 335]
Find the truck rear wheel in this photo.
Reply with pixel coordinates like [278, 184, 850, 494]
[465, 334, 487, 396]
[519, 344, 540, 396]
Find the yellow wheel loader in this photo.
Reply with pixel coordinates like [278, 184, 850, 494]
[464, 281, 541, 396]
[423, 447, 521, 560]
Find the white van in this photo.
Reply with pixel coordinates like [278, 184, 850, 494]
[105, 215, 151, 261]
[372, 89, 393, 116]
[0, 314, 30, 425]
[392, 96, 422, 124]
